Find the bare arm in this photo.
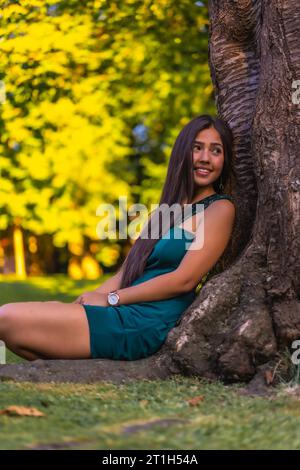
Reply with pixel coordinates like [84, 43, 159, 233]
[116, 200, 235, 306]
[93, 267, 124, 294]
[115, 270, 189, 305]
[174, 200, 236, 291]
[72, 266, 125, 304]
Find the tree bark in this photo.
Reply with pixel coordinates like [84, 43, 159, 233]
[162, 0, 300, 383]
[1, 0, 299, 385]
[161, 0, 300, 383]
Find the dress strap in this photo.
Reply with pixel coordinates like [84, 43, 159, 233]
[174, 193, 234, 226]
[192, 193, 234, 213]
[183, 194, 234, 222]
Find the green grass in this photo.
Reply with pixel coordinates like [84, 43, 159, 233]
[0, 275, 300, 450]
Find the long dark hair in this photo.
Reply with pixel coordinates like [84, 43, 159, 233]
[119, 114, 236, 289]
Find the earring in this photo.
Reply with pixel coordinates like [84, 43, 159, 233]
[219, 176, 224, 192]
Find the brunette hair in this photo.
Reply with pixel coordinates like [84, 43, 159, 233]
[119, 114, 236, 289]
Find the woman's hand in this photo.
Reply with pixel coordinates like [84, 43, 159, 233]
[72, 290, 108, 306]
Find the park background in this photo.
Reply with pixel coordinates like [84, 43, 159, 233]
[0, 0, 299, 451]
[0, 0, 213, 282]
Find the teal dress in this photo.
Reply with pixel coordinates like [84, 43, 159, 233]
[83, 193, 234, 360]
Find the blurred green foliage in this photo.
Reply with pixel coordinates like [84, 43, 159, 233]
[0, 0, 214, 272]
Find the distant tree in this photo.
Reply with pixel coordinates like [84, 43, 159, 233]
[0, 0, 212, 276]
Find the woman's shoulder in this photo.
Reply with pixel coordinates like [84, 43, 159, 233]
[213, 193, 234, 201]
[209, 193, 236, 209]
[193, 193, 235, 207]
[194, 193, 236, 214]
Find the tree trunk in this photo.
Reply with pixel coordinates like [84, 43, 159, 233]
[161, 0, 300, 383]
[1, 0, 299, 385]
[13, 223, 27, 279]
[159, 0, 300, 383]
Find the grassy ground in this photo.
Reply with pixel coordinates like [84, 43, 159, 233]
[0, 275, 299, 450]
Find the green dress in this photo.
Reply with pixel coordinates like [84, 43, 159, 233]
[83, 193, 234, 360]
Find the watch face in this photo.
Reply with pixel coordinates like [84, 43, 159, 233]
[109, 293, 119, 305]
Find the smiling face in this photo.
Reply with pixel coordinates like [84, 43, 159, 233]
[192, 126, 224, 195]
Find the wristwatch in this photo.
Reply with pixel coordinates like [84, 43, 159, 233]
[107, 290, 120, 306]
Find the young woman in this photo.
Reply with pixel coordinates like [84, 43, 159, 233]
[0, 114, 236, 361]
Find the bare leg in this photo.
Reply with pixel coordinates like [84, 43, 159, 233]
[0, 301, 92, 360]
[6, 300, 63, 360]
[6, 345, 43, 361]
